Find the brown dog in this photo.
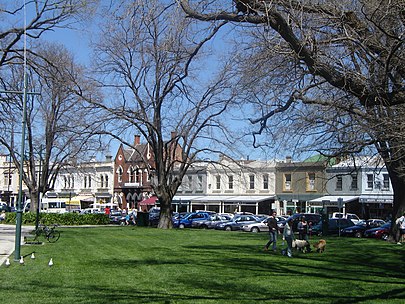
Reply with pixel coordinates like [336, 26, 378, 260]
[313, 239, 326, 253]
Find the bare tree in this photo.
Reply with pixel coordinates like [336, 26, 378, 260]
[0, 0, 99, 68]
[0, 42, 105, 213]
[88, 0, 236, 228]
[179, 0, 405, 238]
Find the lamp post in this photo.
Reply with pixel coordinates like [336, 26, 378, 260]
[0, 82, 40, 262]
[35, 145, 43, 231]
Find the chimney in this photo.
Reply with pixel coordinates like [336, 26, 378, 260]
[105, 155, 112, 162]
[286, 156, 292, 163]
[171, 131, 177, 139]
[134, 135, 141, 145]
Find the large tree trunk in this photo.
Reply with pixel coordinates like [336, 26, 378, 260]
[157, 191, 174, 229]
[385, 161, 405, 242]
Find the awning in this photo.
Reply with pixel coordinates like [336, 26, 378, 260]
[223, 195, 274, 202]
[172, 195, 204, 202]
[174, 195, 274, 203]
[68, 196, 94, 205]
[139, 196, 158, 205]
[359, 195, 393, 204]
[309, 195, 359, 205]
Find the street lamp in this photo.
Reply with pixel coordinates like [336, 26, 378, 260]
[0, 79, 40, 262]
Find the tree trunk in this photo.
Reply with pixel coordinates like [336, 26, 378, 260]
[29, 191, 39, 213]
[157, 192, 174, 229]
[385, 162, 405, 242]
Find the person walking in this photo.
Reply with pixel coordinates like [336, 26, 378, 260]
[282, 218, 294, 258]
[264, 211, 278, 252]
[395, 212, 405, 244]
[297, 216, 311, 252]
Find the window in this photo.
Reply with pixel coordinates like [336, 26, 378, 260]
[307, 173, 315, 191]
[216, 175, 221, 190]
[228, 175, 234, 190]
[284, 174, 292, 191]
[100, 175, 104, 188]
[187, 176, 193, 190]
[3, 173, 12, 186]
[336, 176, 342, 191]
[135, 169, 141, 184]
[197, 176, 203, 191]
[71, 176, 74, 188]
[351, 174, 358, 190]
[249, 175, 255, 190]
[105, 175, 109, 187]
[84, 176, 91, 189]
[383, 174, 390, 190]
[263, 174, 269, 190]
[64, 176, 68, 189]
[117, 166, 123, 183]
[367, 174, 373, 189]
[128, 167, 135, 183]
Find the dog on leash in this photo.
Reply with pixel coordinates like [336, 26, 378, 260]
[292, 239, 310, 253]
[313, 239, 326, 253]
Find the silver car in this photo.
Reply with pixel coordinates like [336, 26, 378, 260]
[241, 217, 271, 233]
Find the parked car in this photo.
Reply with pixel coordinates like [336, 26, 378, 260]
[215, 215, 261, 231]
[241, 217, 271, 233]
[80, 208, 102, 214]
[192, 214, 232, 229]
[331, 212, 362, 224]
[109, 210, 125, 225]
[277, 213, 322, 232]
[173, 211, 216, 228]
[311, 218, 354, 236]
[0, 203, 11, 212]
[341, 219, 386, 238]
[364, 221, 391, 240]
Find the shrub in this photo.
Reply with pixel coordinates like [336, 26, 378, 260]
[3, 212, 110, 226]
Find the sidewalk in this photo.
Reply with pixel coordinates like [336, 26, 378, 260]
[0, 224, 34, 265]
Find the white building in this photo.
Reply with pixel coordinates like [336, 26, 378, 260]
[47, 156, 114, 212]
[310, 157, 393, 219]
[173, 157, 276, 214]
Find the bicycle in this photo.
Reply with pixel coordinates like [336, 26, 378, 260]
[34, 224, 60, 243]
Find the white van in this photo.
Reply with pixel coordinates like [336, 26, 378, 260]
[331, 212, 362, 224]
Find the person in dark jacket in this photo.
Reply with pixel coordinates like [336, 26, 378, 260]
[297, 216, 311, 252]
[264, 211, 278, 252]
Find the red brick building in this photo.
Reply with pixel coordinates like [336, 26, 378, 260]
[113, 135, 155, 210]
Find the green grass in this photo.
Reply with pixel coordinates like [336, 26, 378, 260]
[2, 227, 405, 304]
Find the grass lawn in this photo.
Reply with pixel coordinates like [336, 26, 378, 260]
[1, 226, 405, 304]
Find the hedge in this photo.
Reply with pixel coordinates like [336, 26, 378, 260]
[2, 212, 110, 226]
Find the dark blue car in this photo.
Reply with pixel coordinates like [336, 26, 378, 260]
[173, 211, 215, 229]
[341, 219, 386, 238]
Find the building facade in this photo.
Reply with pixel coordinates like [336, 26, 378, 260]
[275, 156, 328, 215]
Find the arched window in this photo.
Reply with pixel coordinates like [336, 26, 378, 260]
[128, 166, 135, 183]
[100, 175, 104, 188]
[116, 166, 123, 183]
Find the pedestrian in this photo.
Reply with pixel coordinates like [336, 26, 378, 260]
[297, 216, 308, 241]
[297, 216, 311, 252]
[0, 210, 6, 222]
[395, 212, 405, 244]
[282, 218, 295, 258]
[264, 211, 278, 252]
